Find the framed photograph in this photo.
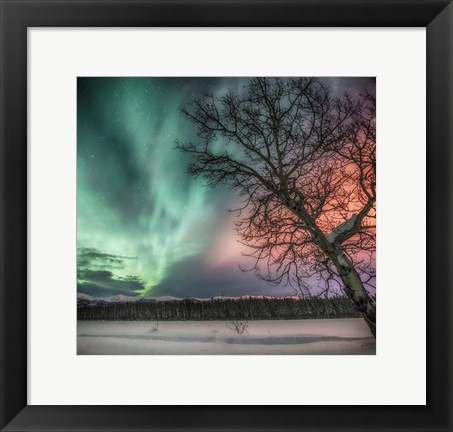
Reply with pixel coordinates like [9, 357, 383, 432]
[76, 75, 377, 356]
[1, 0, 451, 431]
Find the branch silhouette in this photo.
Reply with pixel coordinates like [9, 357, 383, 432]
[177, 78, 376, 338]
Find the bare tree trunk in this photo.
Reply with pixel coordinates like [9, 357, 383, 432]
[341, 267, 376, 338]
[330, 252, 376, 339]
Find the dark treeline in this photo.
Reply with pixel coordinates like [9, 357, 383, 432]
[77, 296, 362, 321]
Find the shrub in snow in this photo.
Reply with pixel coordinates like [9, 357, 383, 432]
[225, 320, 249, 334]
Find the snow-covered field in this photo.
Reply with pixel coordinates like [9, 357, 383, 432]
[77, 319, 375, 355]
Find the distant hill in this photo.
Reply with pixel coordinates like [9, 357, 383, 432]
[77, 292, 304, 304]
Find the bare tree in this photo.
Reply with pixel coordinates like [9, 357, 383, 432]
[176, 78, 376, 338]
[226, 320, 249, 335]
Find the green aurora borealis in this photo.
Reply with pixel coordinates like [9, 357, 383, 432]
[78, 78, 246, 298]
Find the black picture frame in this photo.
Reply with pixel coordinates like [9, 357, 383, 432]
[1, 0, 452, 431]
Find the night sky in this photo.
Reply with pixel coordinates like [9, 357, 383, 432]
[77, 77, 375, 299]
